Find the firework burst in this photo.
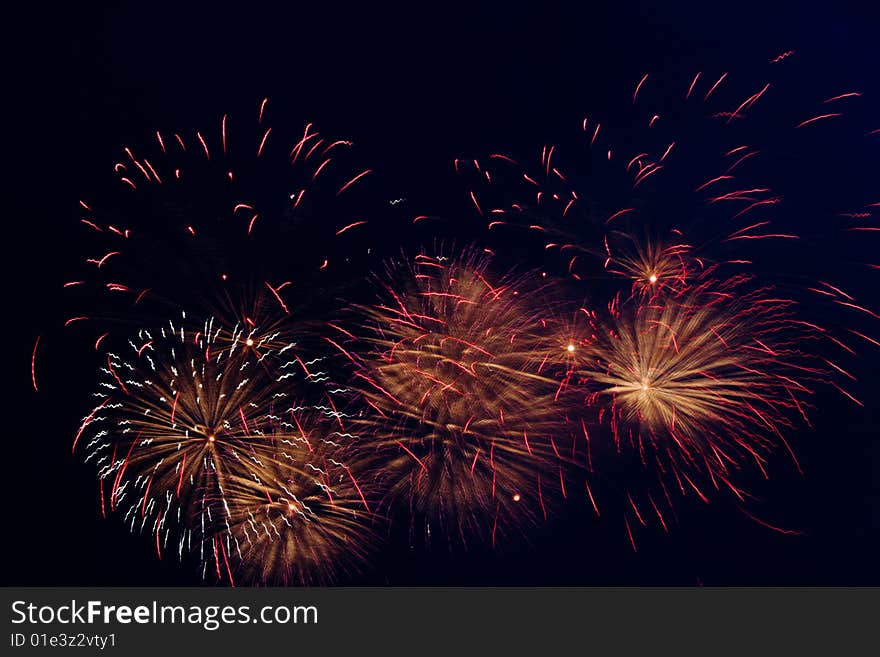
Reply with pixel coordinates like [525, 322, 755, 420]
[60, 99, 375, 355]
[572, 273, 827, 500]
[331, 252, 573, 545]
[33, 46, 879, 578]
[220, 435, 375, 585]
[456, 56, 877, 292]
[602, 232, 694, 298]
[78, 313, 373, 584]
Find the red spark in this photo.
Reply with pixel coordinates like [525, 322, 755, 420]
[336, 169, 372, 195]
[633, 73, 649, 103]
[31, 336, 40, 392]
[335, 220, 368, 236]
[795, 113, 843, 129]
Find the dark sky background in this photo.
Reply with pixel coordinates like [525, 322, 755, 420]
[6, 0, 879, 585]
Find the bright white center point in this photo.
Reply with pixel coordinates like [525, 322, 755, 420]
[566, 343, 576, 353]
[648, 274, 658, 284]
[512, 493, 521, 502]
[245, 338, 254, 346]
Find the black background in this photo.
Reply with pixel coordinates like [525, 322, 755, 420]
[5, 0, 879, 585]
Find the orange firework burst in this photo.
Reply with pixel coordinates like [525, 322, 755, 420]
[78, 313, 373, 584]
[219, 434, 375, 585]
[331, 252, 572, 545]
[575, 273, 827, 498]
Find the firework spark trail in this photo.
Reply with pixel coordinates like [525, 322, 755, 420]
[330, 251, 574, 544]
[456, 61, 877, 298]
[60, 99, 375, 355]
[79, 313, 373, 584]
[31, 336, 41, 392]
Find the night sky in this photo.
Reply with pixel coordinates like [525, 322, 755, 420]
[7, 1, 879, 585]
